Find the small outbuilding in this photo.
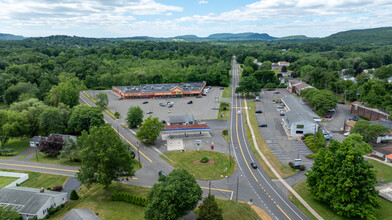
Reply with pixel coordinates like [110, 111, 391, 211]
[62, 209, 101, 220]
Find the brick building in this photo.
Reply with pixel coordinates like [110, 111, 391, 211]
[350, 102, 390, 121]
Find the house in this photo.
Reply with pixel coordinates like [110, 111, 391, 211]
[62, 209, 101, 220]
[30, 134, 77, 147]
[281, 96, 320, 136]
[371, 120, 392, 144]
[271, 63, 280, 71]
[286, 80, 313, 96]
[341, 75, 357, 83]
[278, 61, 290, 67]
[388, 76, 392, 83]
[0, 187, 67, 220]
[350, 102, 390, 121]
[168, 115, 195, 126]
[344, 120, 356, 132]
[277, 72, 292, 78]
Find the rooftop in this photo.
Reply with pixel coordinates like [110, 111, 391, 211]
[281, 96, 320, 125]
[371, 120, 392, 130]
[114, 82, 206, 94]
[164, 124, 210, 131]
[351, 102, 390, 115]
[62, 209, 101, 220]
[168, 115, 195, 123]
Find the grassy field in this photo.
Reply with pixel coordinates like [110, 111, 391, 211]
[244, 101, 297, 179]
[290, 180, 392, 220]
[0, 168, 68, 189]
[0, 176, 18, 188]
[161, 150, 236, 180]
[369, 159, 392, 184]
[50, 183, 149, 220]
[217, 102, 230, 120]
[0, 138, 30, 159]
[222, 87, 232, 98]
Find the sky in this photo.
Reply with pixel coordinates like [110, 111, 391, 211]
[1, 0, 392, 38]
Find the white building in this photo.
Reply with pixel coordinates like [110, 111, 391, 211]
[281, 96, 320, 136]
[371, 120, 392, 144]
[0, 187, 67, 220]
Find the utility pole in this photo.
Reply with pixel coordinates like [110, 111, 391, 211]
[209, 181, 211, 195]
[228, 139, 232, 167]
[236, 175, 239, 202]
[35, 146, 39, 162]
[137, 141, 141, 167]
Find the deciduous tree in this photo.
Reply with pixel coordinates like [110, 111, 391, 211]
[351, 121, 390, 143]
[136, 116, 164, 144]
[0, 205, 21, 220]
[95, 92, 108, 110]
[77, 125, 134, 195]
[68, 105, 105, 133]
[39, 133, 64, 157]
[145, 168, 202, 220]
[126, 106, 143, 128]
[39, 107, 65, 135]
[197, 194, 223, 220]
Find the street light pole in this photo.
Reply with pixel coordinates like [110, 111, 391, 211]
[228, 139, 231, 167]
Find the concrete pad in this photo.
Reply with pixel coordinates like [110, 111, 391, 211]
[161, 131, 211, 141]
[167, 139, 184, 151]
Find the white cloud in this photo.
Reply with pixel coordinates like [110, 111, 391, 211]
[198, 0, 208, 4]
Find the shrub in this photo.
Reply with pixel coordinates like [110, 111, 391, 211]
[114, 112, 120, 119]
[222, 129, 229, 136]
[70, 190, 79, 200]
[288, 161, 294, 168]
[200, 156, 209, 163]
[304, 133, 313, 137]
[299, 165, 306, 171]
[306, 154, 316, 159]
[110, 192, 148, 206]
[51, 185, 63, 191]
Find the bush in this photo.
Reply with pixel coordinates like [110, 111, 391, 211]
[222, 129, 229, 136]
[110, 192, 148, 206]
[51, 185, 63, 191]
[114, 112, 120, 119]
[288, 161, 294, 168]
[306, 154, 316, 159]
[70, 189, 79, 200]
[299, 165, 306, 171]
[200, 156, 209, 163]
[304, 133, 313, 137]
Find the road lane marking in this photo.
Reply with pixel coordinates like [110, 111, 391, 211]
[201, 186, 232, 193]
[80, 95, 152, 163]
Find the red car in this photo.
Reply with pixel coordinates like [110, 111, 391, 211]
[323, 115, 331, 118]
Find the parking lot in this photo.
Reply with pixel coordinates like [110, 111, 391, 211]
[86, 87, 227, 125]
[254, 88, 314, 168]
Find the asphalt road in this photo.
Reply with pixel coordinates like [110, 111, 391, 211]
[229, 57, 309, 220]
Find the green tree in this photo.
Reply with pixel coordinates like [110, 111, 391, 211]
[68, 105, 105, 133]
[39, 134, 64, 157]
[0, 110, 27, 149]
[58, 137, 79, 162]
[304, 89, 337, 115]
[136, 116, 164, 144]
[145, 168, 202, 220]
[252, 70, 279, 86]
[48, 77, 85, 108]
[351, 121, 390, 143]
[39, 107, 65, 135]
[126, 106, 144, 128]
[95, 92, 108, 110]
[235, 76, 261, 95]
[0, 205, 21, 220]
[197, 194, 223, 220]
[3, 82, 39, 105]
[306, 134, 379, 219]
[77, 125, 134, 195]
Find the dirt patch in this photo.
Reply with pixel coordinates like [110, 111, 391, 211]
[193, 160, 216, 165]
[251, 204, 272, 220]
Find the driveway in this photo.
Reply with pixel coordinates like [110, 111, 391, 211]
[324, 103, 351, 142]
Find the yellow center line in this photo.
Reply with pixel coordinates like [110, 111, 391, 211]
[79, 95, 152, 163]
[201, 186, 232, 193]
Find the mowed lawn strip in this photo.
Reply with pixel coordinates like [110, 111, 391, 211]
[0, 168, 68, 189]
[0, 176, 18, 188]
[161, 150, 236, 180]
[222, 87, 232, 98]
[245, 101, 297, 178]
[369, 159, 392, 184]
[290, 180, 392, 220]
[0, 138, 30, 159]
[51, 183, 149, 220]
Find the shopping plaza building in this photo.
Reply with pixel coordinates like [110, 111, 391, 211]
[113, 81, 206, 99]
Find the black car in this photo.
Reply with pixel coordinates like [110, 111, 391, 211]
[349, 116, 358, 121]
[142, 101, 148, 104]
[196, 95, 202, 98]
[250, 162, 258, 169]
[187, 101, 193, 104]
[258, 123, 267, 127]
[255, 110, 262, 113]
[158, 170, 167, 177]
[274, 91, 280, 94]
[161, 120, 166, 124]
[118, 97, 123, 100]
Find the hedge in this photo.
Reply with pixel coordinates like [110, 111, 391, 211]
[110, 192, 148, 206]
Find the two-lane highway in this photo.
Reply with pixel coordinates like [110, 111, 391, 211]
[229, 57, 309, 220]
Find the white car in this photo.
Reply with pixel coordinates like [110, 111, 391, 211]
[237, 110, 241, 115]
[344, 132, 350, 137]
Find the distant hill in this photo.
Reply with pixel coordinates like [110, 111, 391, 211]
[323, 27, 392, 45]
[276, 35, 317, 42]
[205, 32, 277, 41]
[0, 33, 25, 40]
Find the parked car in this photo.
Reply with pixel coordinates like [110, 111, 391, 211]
[158, 170, 167, 177]
[255, 110, 262, 113]
[277, 105, 284, 109]
[258, 123, 268, 127]
[146, 111, 153, 114]
[344, 132, 350, 137]
[142, 101, 148, 104]
[280, 111, 286, 116]
[274, 91, 280, 94]
[159, 103, 166, 107]
[250, 162, 258, 169]
[220, 87, 224, 90]
[322, 129, 329, 135]
[167, 104, 173, 108]
[324, 134, 333, 141]
[118, 97, 123, 100]
[196, 95, 202, 98]
[323, 115, 332, 118]
[211, 107, 219, 110]
[187, 101, 193, 104]
[349, 116, 358, 121]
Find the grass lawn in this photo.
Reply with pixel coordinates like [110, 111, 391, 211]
[369, 159, 392, 185]
[222, 87, 232, 98]
[245, 101, 297, 179]
[217, 102, 230, 120]
[0, 176, 18, 188]
[30, 152, 81, 166]
[0, 168, 68, 189]
[50, 183, 149, 220]
[161, 150, 236, 180]
[0, 138, 30, 159]
[290, 180, 392, 220]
